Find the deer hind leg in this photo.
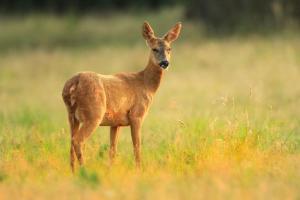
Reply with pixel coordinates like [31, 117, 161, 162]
[72, 118, 102, 167]
[71, 103, 105, 168]
[68, 113, 80, 173]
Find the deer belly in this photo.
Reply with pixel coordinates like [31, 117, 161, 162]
[100, 111, 130, 126]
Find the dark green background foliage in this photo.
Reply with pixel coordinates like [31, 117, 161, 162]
[186, 0, 300, 31]
[0, 0, 299, 31]
[0, 0, 180, 13]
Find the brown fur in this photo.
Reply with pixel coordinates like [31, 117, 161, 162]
[62, 21, 182, 172]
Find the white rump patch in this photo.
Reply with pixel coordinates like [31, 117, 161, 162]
[70, 84, 77, 106]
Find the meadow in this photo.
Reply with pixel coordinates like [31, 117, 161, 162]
[0, 8, 300, 200]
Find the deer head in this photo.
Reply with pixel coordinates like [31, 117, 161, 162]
[142, 21, 182, 69]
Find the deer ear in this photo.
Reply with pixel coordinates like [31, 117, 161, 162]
[164, 22, 182, 43]
[142, 21, 155, 41]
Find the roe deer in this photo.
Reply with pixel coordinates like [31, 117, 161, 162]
[62, 21, 182, 172]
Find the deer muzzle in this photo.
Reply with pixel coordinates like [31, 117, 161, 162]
[159, 60, 169, 69]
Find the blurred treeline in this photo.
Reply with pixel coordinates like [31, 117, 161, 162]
[186, 0, 300, 31]
[0, 0, 181, 13]
[0, 0, 299, 31]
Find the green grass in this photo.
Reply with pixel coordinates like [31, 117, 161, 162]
[0, 7, 300, 200]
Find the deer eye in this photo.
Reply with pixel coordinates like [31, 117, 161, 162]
[152, 48, 159, 53]
[166, 48, 171, 52]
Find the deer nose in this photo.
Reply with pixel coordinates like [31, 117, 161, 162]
[159, 60, 169, 69]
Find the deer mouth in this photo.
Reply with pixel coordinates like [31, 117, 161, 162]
[159, 61, 169, 69]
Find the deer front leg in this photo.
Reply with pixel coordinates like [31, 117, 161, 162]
[109, 126, 120, 165]
[130, 118, 142, 168]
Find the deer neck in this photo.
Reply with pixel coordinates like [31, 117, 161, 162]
[142, 58, 163, 93]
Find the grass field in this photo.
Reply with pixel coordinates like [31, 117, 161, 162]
[0, 8, 300, 200]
